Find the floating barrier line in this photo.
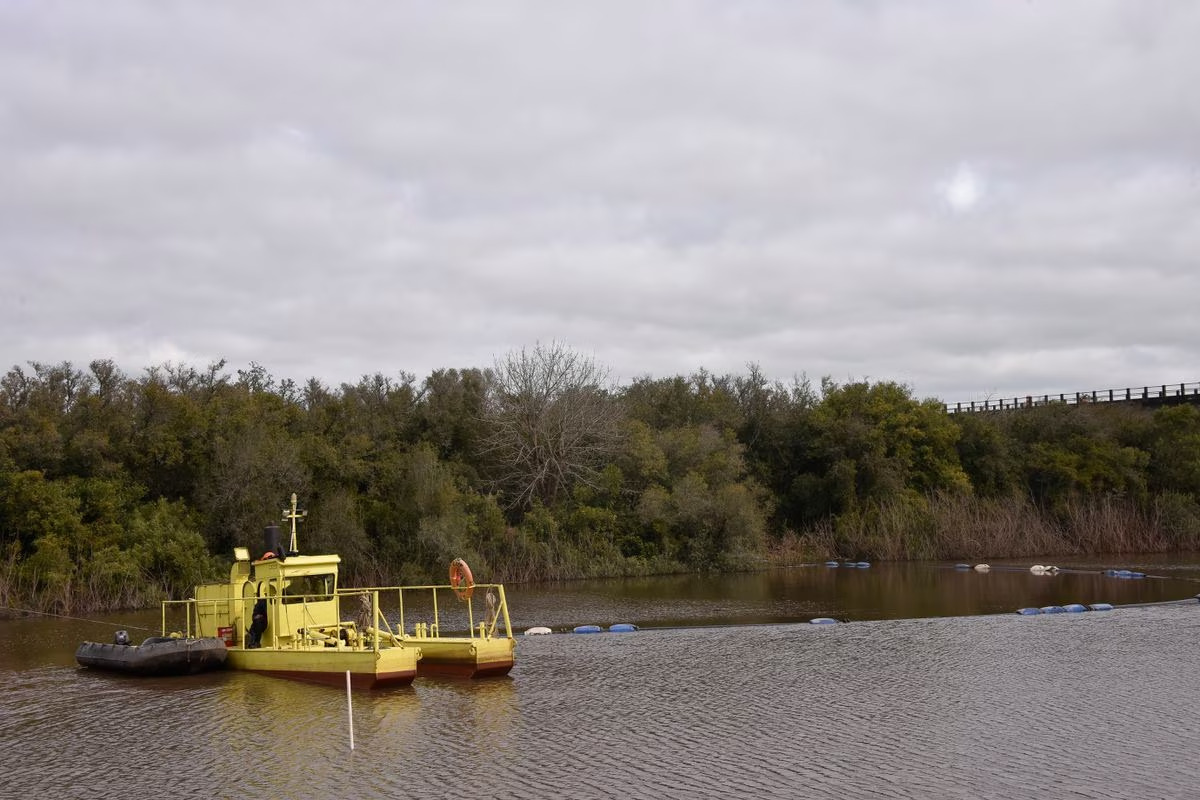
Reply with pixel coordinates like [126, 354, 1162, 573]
[1017, 596, 1200, 615]
[0, 605, 158, 632]
[941, 562, 1200, 583]
[1109, 596, 1200, 609]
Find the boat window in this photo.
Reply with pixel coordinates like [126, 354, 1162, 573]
[281, 574, 335, 603]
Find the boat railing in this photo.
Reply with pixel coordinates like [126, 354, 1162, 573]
[163, 592, 399, 653]
[338, 583, 513, 642]
[160, 595, 275, 644]
[161, 598, 201, 638]
[160, 583, 513, 649]
[161, 596, 254, 640]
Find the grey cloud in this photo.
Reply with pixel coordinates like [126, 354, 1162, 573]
[1, 1, 1197, 404]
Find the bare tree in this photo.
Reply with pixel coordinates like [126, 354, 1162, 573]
[482, 342, 622, 511]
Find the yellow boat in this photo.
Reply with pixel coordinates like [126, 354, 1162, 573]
[163, 495, 515, 688]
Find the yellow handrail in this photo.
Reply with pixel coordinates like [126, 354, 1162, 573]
[337, 583, 512, 641]
[162, 582, 513, 647]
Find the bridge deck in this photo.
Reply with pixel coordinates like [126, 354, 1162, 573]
[946, 381, 1200, 413]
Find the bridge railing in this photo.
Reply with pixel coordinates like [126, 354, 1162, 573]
[946, 381, 1200, 414]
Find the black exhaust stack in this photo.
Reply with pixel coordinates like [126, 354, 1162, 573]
[263, 524, 284, 561]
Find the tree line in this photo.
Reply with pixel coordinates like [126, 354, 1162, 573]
[2, 344, 1198, 612]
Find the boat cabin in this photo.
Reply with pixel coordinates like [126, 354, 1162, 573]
[193, 535, 343, 650]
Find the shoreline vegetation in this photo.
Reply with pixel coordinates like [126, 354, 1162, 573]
[2, 346, 1199, 613]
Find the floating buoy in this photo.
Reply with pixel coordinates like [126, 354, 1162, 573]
[825, 561, 840, 567]
[1017, 607, 1042, 615]
[1116, 569, 1133, 577]
[1044, 565, 1060, 574]
[974, 564, 991, 572]
[524, 626, 552, 636]
[1063, 603, 1088, 613]
[608, 623, 638, 633]
[1031, 565, 1046, 574]
[1089, 603, 1114, 611]
[1130, 572, 1145, 579]
[955, 563, 971, 570]
[572, 625, 602, 634]
[1040, 605, 1066, 614]
[810, 618, 839, 625]
[855, 562, 871, 568]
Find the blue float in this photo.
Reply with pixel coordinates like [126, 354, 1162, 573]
[855, 562, 871, 568]
[1016, 607, 1042, 615]
[1040, 605, 1066, 614]
[1063, 603, 1088, 613]
[1089, 603, 1114, 611]
[1130, 572, 1145, 579]
[955, 564, 971, 570]
[810, 617, 839, 625]
[608, 623, 638, 633]
[825, 561, 840, 567]
[1116, 569, 1133, 577]
[572, 625, 602, 634]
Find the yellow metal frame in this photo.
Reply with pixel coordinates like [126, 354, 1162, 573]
[346, 583, 513, 641]
[162, 588, 410, 654]
[163, 582, 512, 650]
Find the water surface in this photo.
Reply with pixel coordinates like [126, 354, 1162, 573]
[3, 558, 1199, 799]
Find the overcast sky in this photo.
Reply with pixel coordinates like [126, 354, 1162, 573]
[2, 1, 1197, 405]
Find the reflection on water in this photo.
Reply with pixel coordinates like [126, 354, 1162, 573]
[3, 559, 1200, 799]
[504, 559, 1200, 631]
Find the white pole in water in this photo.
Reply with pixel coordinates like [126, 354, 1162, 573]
[346, 670, 355, 751]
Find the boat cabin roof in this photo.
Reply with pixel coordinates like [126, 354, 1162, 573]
[251, 553, 341, 579]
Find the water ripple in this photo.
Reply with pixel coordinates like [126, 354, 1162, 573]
[4, 605, 1200, 798]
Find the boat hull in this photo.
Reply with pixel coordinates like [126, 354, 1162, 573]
[75, 637, 228, 677]
[406, 636, 515, 679]
[225, 645, 420, 689]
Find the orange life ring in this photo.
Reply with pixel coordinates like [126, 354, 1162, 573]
[449, 558, 475, 601]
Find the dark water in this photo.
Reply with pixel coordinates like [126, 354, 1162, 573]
[3, 558, 1200, 799]
[506, 556, 1200, 630]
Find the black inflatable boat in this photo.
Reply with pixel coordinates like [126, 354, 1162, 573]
[75, 632, 228, 676]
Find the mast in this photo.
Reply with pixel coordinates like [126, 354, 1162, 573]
[282, 492, 307, 554]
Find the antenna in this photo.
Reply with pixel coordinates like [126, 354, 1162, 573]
[282, 492, 307, 554]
